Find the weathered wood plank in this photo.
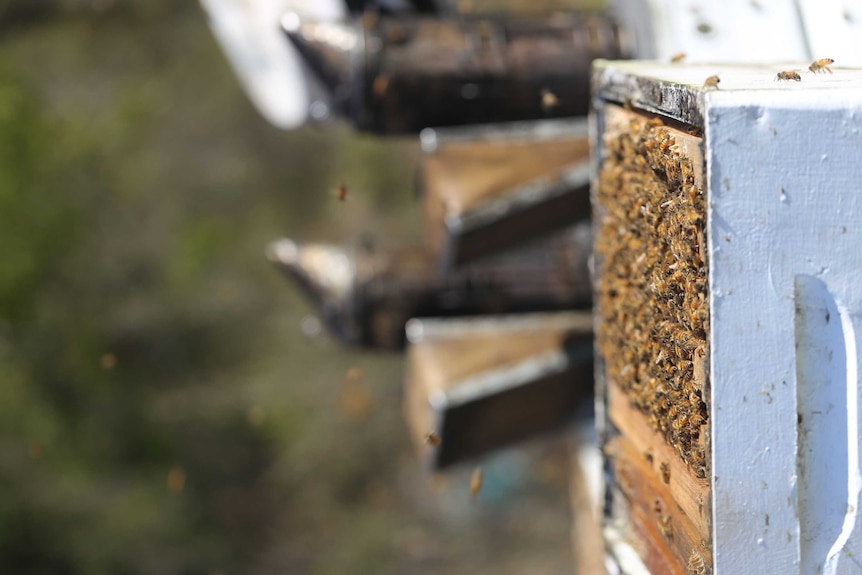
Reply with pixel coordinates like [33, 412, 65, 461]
[606, 379, 711, 535]
[608, 434, 712, 572]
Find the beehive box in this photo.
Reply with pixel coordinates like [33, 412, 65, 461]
[419, 119, 591, 268]
[404, 312, 593, 469]
[592, 61, 862, 574]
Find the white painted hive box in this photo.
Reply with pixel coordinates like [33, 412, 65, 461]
[591, 60, 862, 575]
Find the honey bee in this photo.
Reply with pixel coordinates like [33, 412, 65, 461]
[703, 75, 720, 89]
[423, 431, 441, 446]
[658, 514, 673, 539]
[776, 70, 801, 82]
[659, 461, 671, 484]
[670, 52, 686, 64]
[100, 352, 117, 370]
[372, 74, 390, 96]
[809, 58, 834, 74]
[680, 162, 693, 180]
[686, 184, 699, 202]
[334, 183, 348, 201]
[469, 467, 483, 499]
[689, 412, 706, 427]
[671, 414, 689, 434]
[541, 89, 559, 112]
[687, 550, 707, 575]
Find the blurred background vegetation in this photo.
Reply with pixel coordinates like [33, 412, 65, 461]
[0, 1, 573, 573]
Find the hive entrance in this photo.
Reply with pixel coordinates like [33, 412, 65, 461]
[596, 105, 710, 475]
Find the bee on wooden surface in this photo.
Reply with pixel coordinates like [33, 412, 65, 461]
[659, 461, 671, 484]
[658, 514, 673, 539]
[703, 75, 720, 89]
[423, 431, 441, 446]
[541, 89, 559, 112]
[334, 183, 348, 201]
[670, 52, 686, 64]
[809, 58, 835, 74]
[776, 70, 801, 82]
[469, 467, 483, 499]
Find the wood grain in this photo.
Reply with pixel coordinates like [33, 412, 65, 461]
[422, 136, 589, 250]
[607, 379, 711, 532]
[608, 434, 712, 572]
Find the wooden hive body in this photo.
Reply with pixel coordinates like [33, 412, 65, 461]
[592, 61, 862, 574]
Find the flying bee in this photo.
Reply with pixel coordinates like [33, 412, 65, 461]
[809, 58, 834, 74]
[703, 75, 720, 89]
[671, 414, 688, 433]
[423, 431, 441, 446]
[670, 52, 687, 63]
[540, 89, 559, 112]
[372, 74, 390, 96]
[776, 70, 801, 82]
[334, 183, 348, 201]
[469, 467, 483, 499]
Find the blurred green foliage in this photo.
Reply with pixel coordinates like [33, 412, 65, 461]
[0, 2, 572, 574]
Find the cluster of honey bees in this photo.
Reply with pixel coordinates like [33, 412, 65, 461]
[699, 58, 835, 88]
[596, 111, 709, 476]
